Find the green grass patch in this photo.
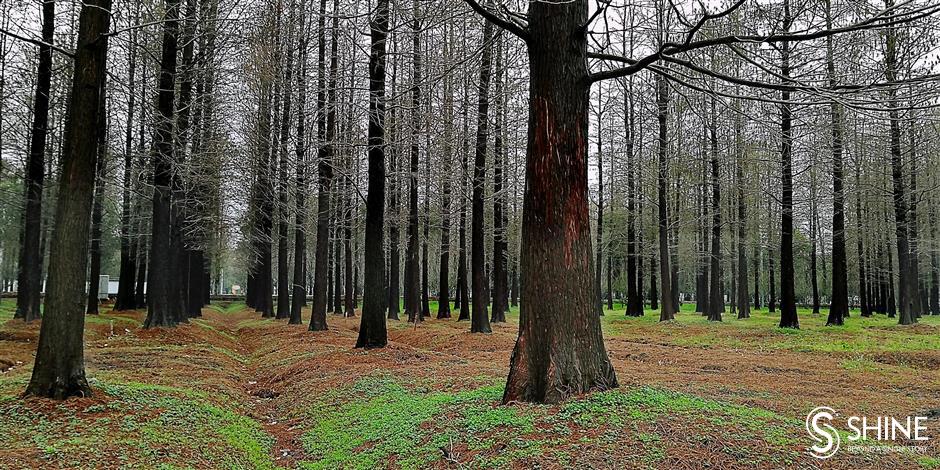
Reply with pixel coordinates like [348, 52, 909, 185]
[298, 376, 796, 469]
[0, 379, 278, 469]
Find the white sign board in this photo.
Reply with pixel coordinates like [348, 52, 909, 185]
[98, 275, 109, 299]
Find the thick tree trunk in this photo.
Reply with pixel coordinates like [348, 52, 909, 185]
[145, 0, 183, 328]
[470, 20, 493, 334]
[15, 0, 54, 322]
[503, 1, 617, 403]
[778, 2, 798, 329]
[356, 0, 389, 348]
[25, 0, 112, 399]
[884, 0, 916, 324]
[826, 2, 847, 325]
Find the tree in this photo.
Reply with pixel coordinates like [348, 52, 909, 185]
[24, 0, 113, 399]
[404, 0, 423, 324]
[436, 25, 455, 320]
[355, 0, 390, 349]
[491, 33, 508, 323]
[275, 0, 297, 320]
[825, 0, 847, 326]
[86, 85, 108, 316]
[114, 0, 142, 312]
[470, 19, 493, 334]
[884, 0, 917, 325]
[14, 0, 55, 323]
[145, 0, 184, 328]
[706, 96, 723, 322]
[655, 73, 676, 322]
[309, 0, 336, 331]
[777, 0, 798, 329]
[289, 0, 310, 325]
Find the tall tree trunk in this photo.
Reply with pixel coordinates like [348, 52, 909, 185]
[826, 0, 847, 324]
[310, 0, 338, 331]
[115, 1, 141, 312]
[930, 207, 939, 315]
[624, 75, 642, 317]
[503, 1, 617, 403]
[275, 0, 296, 320]
[594, 83, 604, 317]
[289, 2, 309, 325]
[421, 109, 431, 319]
[404, 0, 422, 323]
[778, 1, 798, 328]
[706, 97, 723, 322]
[456, 87, 471, 321]
[344, 162, 356, 316]
[908, 104, 923, 319]
[86, 84, 107, 315]
[386, 66, 401, 320]
[656, 75, 675, 321]
[25, 0, 112, 399]
[734, 97, 749, 319]
[436, 27, 454, 319]
[145, 0, 183, 328]
[356, 0, 389, 348]
[491, 33, 507, 323]
[470, 19, 493, 333]
[884, 0, 916, 324]
[15, 0, 55, 322]
[856, 161, 870, 316]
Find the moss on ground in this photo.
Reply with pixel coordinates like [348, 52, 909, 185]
[0, 378, 277, 469]
[297, 375, 797, 469]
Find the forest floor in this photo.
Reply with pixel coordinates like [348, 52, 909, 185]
[0, 298, 938, 469]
